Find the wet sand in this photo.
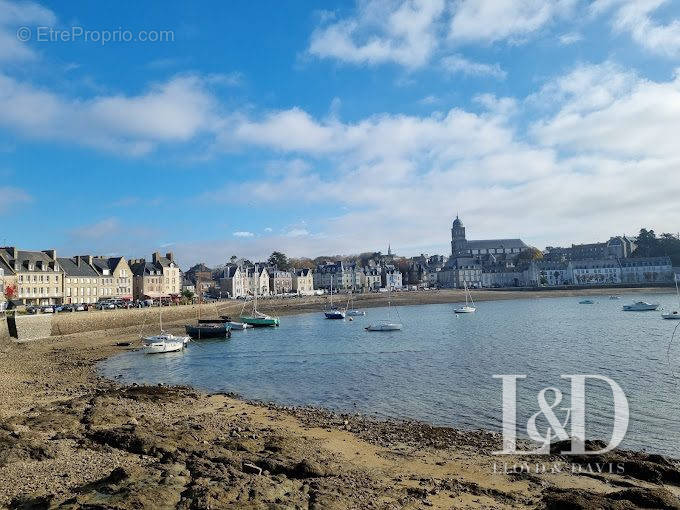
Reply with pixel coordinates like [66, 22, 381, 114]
[1, 291, 680, 509]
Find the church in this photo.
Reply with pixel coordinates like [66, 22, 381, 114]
[450, 216, 528, 260]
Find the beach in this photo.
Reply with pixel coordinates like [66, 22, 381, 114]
[1, 291, 680, 509]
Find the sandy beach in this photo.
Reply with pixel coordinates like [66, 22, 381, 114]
[1, 291, 680, 509]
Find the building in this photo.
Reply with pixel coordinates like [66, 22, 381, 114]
[619, 257, 673, 283]
[130, 260, 165, 300]
[0, 247, 62, 305]
[546, 236, 637, 262]
[570, 259, 622, 285]
[250, 266, 270, 296]
[313, 261, 353, 291]
[381, 265, 403, 289]
[269, 269, 293, 295]
[152, 252, 181, 297]
[185, 263, 215, 289]
[481, 267, 524, 288]
[451, 216, 528, 260]
[523, 261, 570, 287]
[90, 256, 133, 300]
[438, 258, 482, 288]
[219, 265, 249, 299]
[292, 268, 314, 295]
[59, 256, 105, 304]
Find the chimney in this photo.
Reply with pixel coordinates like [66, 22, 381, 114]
[152, 252, 160, 264]
[76, 256, 81, 267]
[43, 249, 56, 260]
[166, 252, 174, 262]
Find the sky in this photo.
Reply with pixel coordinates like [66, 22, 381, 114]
[1, 0, 680, 268]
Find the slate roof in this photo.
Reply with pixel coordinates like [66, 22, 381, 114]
[57, 257, 100, 278]
[466, 239, 528, 250]
[0, 247, 60, 272]
[91, 256, 123, 275]
[0, 256, 14, 275]
[131, 261, 162, 277]
[295, 268, 311, 277]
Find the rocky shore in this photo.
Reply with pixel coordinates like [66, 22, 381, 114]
[1, 303, 680, 508]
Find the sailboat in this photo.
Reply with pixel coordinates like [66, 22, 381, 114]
[346, 292, 366, 316]
[454, 281, 476, 313]
[143, 305, 189, 354]
[366, 284, 402, 331]
[662, 274, 680, 320]
[324, 276, 346, 319]
[240, 266, 280, 327]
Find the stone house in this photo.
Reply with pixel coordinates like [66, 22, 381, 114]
[0, 257, 17, 310]
[619, 257, 672, 283]
[269, 269, 293, 295]
[0, 247, 62, 305]
[90, 256, 133, 300]
[59, 256, 105, 304]
[292, 268, 314, 295]
[219, 265, 249, 299]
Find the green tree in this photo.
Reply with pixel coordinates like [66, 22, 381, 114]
[181, 289, 194, 303]
[267, 251, 290, 270]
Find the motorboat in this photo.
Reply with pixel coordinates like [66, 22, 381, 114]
[365, 320, 402, 332]
[142, 333, 187, 354]
[454, 281, 476, 313]
[623, 301, 660, 311]
[609, 295, 621, 300]
[346, 309, 366, 317]
[579, 299, 595, 304]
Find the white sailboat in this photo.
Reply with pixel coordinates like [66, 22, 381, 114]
[454, 281, 476, 313]
[662, 274, 680, 320]
[346, 292, 365, 316]
[366, 285, 402, 331]
[143, 306, 189, 354]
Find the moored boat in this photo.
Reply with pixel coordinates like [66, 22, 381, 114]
[240, 312, 280, 327]
[454, 281, 476, 313]
[185, 323, 231, 339]
[662, 274, 680, 319]
[579, 299, 595, 304]
[623, 301, 660, 311]
[142, 333, 187, 354]
[227, 321, 253, 330]
[365, 320, 401, 332]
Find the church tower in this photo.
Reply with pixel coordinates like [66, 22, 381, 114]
[451, 215, 467, 255]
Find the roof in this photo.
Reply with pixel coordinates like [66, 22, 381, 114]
[466, 239, 528, 250]
[295, 268, 311, 277]
[91, 256, 123, 274]
[57, 257, 100, 277]
[131, 261, 162, 276]
[0, 256, 15, 275]
[0, 247, 60, 272]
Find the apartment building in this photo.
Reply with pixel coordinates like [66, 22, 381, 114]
[59, 256, 104, 304]
[0, 257, 16, 310]
[292, 268, 314, 295]
[219, 265, 249, 299]
[269, 269, 293, 295]
[90, 256, 133, 300]
[130, 252, 181, 300]
[0, 247, 62, 305]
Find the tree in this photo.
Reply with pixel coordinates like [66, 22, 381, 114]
[230, 255, 237, 263]
[181, 289, 194, 302]
[267, 251, 290, 270]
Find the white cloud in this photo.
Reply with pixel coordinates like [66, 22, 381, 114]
[0, 73, 217, 155]
[558, 31, 583, 44]
[233, 231, 255, 238]
[0, 185, 31, 213]
[441, 54, 506, 79]
[449, 0, 576, 44]
[308, 0, 445, 68]
[286, 228, 310, 238]
[0, 0, 56, 61]
[611, 0, 680, 57]
[264, 227, 273, 233]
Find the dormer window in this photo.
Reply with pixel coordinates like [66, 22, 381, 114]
[28, 263, 34, 271]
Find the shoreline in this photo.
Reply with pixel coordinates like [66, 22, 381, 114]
[2, 303, 680, 508]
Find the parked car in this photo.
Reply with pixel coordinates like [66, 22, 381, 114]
[27, 306, 38, 314]
[42, 306, 54, 313]
[54, 305, 64, 313]
[97, 302, 115, 310]
[75, 304, 86, 312]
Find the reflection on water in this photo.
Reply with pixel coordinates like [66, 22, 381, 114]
[99, 293, 680, 456]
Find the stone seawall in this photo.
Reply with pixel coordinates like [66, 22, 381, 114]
[0, 316, 9, 343]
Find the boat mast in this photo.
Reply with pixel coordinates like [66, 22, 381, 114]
[675, 273, 680, 310]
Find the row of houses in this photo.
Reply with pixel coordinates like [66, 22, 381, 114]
[0, 246, 181, 307]
[218, 265, 313, 298]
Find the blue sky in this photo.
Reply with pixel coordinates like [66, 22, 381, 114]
[1, 0, 680, 268]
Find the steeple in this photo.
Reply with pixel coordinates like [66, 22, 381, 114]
[387, 243, 392, 256]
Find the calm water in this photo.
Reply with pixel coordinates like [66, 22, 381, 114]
[99, 293, 680, 456]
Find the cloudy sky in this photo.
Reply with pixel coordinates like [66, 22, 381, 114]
[1, 0, 679, 267]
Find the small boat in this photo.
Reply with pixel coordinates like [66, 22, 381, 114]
[185, 323, 231, 339]
[228, 321, 253, 330]
[623, 301, 660, 311]
[579, 299, 595, 304]
[662, 274, 680, 320]
[609, 295, 621, 300]
[365, 320, 402, 332]
[142, 333, 187, 354]
[454, 281, 476, 313]
[366, 284, 402, 332]
[346, 293, 365, 316]
[323, 276, 346, 319]
[239, 266, 280, 327]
